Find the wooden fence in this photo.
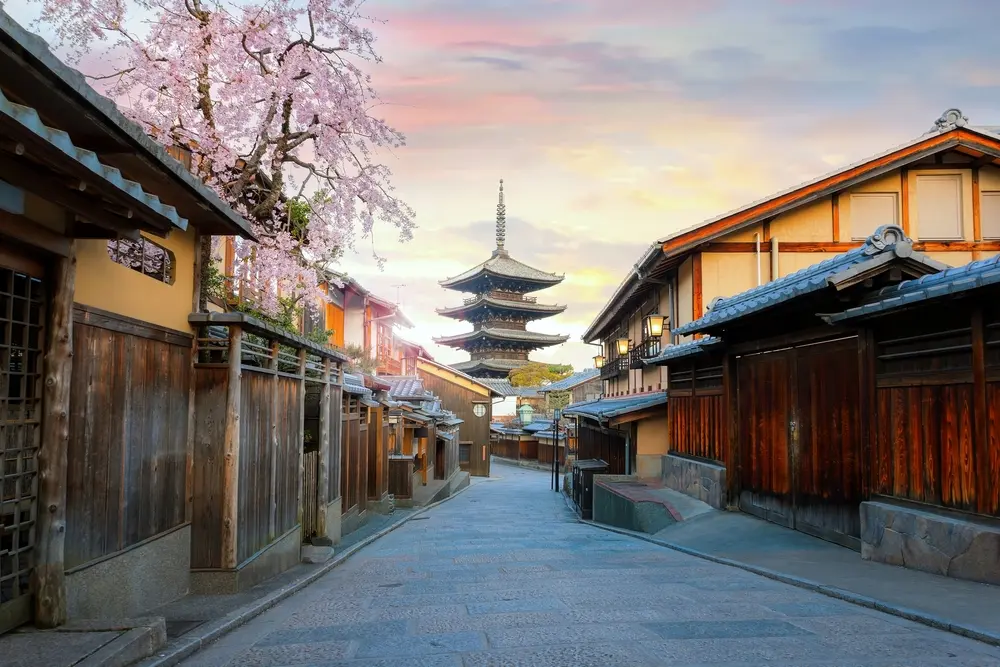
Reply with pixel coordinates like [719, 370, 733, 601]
[188, 313, 344, 571]
[388, 456, 413, 500]
[666, 358, 725, 463]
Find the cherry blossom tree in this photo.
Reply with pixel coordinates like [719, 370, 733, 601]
[31, 0, 415, 316]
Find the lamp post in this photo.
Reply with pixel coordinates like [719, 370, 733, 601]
[552, 408, 562, 492]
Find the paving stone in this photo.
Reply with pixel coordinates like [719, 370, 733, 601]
[642, 619, 815, 640]
[486, 622, 662, 649]
[256, 620, 407, 646]
[354, 631, 487, 658]
[461, 642, 659, 667]
[466, 598, 569, 615]
[222, 639, 354, 666]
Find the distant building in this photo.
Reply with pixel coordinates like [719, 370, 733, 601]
[435, 180, 567, 378]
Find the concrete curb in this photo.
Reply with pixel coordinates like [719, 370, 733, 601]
[138, 482, 476, 667]
[578, 518, 1000, 648]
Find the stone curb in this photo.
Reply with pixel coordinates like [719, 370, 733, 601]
[578, 517, 1000, 648]
[138, 482, 476, 667]
[492, 457, 561, 475]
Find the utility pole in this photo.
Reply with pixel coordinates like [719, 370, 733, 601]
[391, 283, 406, 305]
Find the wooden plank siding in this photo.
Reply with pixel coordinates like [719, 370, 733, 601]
[667, 359, 725, 462]
[66, 306, 191, 570]
[576, 423, 627, 475]
[415, 368, 492, 477]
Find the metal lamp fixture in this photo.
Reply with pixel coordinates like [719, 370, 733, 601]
[615, 337, 631, 356]
[593, 354, 605, 369]
[645, 313, 666, 337]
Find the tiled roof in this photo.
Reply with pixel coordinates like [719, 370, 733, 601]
[440, 250, 564, 290]
[437, 296, 566, 319]
[564, 392, 667, 423]
[343, 373, 372, 399]
[476, 378, 541, 397]
[450, 358, 530, 376]
[0, 88, 191, 232]
[673, 225, 946, 336]
[539, 369, 601, 392]
[435, 328, 568, 348]
[380, 375, 429, 401]
[643, 337, 722, 366]
[828, 254, 1000, 323]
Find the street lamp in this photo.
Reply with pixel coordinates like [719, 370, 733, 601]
[593, 353, 605, 369]
[615, 337, 631, 357]
[644, 313, 666, 337]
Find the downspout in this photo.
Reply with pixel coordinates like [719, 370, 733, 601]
[753, 232, 762, 286]
[770, 236, 780, 281]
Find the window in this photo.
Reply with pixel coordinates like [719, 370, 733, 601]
[915, 174, 962, 240]
[849, 193, 897, 240]
[106, 236, 175, 284]
[982, 192, 1000, 239]
[472, 403, 487, 418]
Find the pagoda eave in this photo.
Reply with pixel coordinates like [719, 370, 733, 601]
[436, 300, 567, 320]
[433, 329, 569, 348]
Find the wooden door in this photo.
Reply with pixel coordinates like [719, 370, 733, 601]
[793, 338, 862, 548]
[737, 350, 794, 528]
[0, 263, 45, 634]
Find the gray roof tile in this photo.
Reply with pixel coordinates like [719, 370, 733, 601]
[440, 250, 564, 290]
[644, 337, 723, 366]
[539, 369, 601, 392]
[564, 392, 667, 423]
[435, 328, 568, 347]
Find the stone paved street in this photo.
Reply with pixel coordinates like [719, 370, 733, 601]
[181, 464, 1000, 667]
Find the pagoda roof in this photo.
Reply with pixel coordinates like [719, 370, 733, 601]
[437, 295, 566, 320]
[440, 250, 564, 292]
[450, 358, 531, 376]
[434, 328, 569, 349]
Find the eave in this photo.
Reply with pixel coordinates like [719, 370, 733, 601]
[440, 269, 564, 294]
[433, 328, 569, 349]
[436, 296, 566, 320]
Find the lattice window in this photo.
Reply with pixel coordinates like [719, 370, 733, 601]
[0, 267, 43, 614]
[107, 236, 176, 284]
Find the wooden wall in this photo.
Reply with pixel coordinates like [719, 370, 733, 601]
[537, 441, 566, 466]
[666, 358, 725, 462]
[416, 369, 492, 477]
[67, 306, 190, 569]
[576, 422, 626, 474]
[492, 435, 521, 461]
[367, 407, 389, 502]
[871, 305, 1000, 517]
[340, 394, 366, 515]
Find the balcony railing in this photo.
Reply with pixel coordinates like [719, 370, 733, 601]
[463, 292, 539, 306]
[378, 356, 402, 375]
[599, 356, 628, 380]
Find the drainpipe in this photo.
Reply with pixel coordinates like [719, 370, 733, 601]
[753, 232, 762, 286]
[770, 236, 780, 282]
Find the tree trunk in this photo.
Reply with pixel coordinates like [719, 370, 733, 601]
[33, 243, 77, 628]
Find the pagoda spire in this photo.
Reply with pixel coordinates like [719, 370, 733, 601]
[495, 179, 506, 252]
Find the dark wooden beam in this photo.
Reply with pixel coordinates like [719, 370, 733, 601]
[32, 243, 77, 627]
[832, 193, 840, 243]
[0, 211, 71, 256]
[699, 240, 1000, 253]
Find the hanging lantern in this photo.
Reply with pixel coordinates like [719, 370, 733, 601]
[645, 313, 666, 337]
[616, 337, 631, 356]
[593, 354, 605, 369]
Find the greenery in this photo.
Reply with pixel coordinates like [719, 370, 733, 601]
[203, 261, 334, 346]
[343, 343, 378, 375]
[546, 390, 572, 410]
[509, 362, 574, 387]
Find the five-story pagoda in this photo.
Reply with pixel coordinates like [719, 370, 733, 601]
[436, 180, 568, 378]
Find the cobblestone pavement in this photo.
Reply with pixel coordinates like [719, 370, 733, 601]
[181, 464, 1000, 667]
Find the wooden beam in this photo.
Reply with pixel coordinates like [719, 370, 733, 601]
[32, 243, 77, 628]
[901, 168, 910, 236]
[296, 348, 307, 529]
[692, 253, 703, 339]
[973, 167, 983, 259]
[0, 211, 71, 257]
[221, 324, 242, 570]
[700, 240, 1000, 253]
[831, 193, 840, 243]
[316, 358, 333, 544]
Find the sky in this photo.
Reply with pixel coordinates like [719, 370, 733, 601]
[9, 0, 1000, 372]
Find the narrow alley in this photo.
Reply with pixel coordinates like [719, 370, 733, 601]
[175, 464, 1000, 667]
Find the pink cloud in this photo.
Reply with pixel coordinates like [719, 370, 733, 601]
[381, 92, 565, 131]
[380, 12, 549, 49]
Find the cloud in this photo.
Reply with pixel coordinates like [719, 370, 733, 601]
[459, 56, 528, 71]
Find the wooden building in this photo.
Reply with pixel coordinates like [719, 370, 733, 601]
[650, 225, 1000, 584]
[436, 181, 567, 378]
[0, 11, 256, 631]
[338, 373, 391, 537]
[584, 108, 1000, 481]
[408, 357, 497, 477]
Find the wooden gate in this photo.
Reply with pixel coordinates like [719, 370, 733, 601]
[737, 337, 862, 549]
[0, 264, 44, 633]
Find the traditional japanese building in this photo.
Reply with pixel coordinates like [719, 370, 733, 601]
[436, 180, 568, 378]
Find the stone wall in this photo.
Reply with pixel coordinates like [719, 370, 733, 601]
[661, 453, 727, 510]
[860, 500, 1000, 586]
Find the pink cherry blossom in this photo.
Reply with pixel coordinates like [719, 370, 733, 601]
[32, 0, 415, 317]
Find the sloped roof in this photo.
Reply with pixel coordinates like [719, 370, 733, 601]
[440, 250, 564, 291]
[644, 337, 722, 366]
[584, 109, 1000, 342]
[564, 392, 667, 423]
[435, 328, 568, 348]
[539, 369, 601, 392]
[437, 296, 566, 320]
[477, 378, 540, 397]
[450, 358, 530, 375]
[343, 372, 372, 398]
[415, 357, 499, 396]
[673, 225, 948, 336]
[828, 255, 1000, 323]
[380, 375, 429, 401]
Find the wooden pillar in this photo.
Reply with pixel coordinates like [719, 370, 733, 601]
[296, 348, 307, 526]
[722, 353, 739, 507]
[316, 358, 332, 543]
[268, 340, 280, 539]
[186, 231, 202, 524]
[33, 244, 76, 628]
[971, 308, 988, 513]
[221, 325, 242, 570]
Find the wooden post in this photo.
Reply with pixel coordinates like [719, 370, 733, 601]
[185, 231, 201, 525]
[315, 358, 332, 544]
[33, 243, 77, 628]
[296, 348, 307, 527]
[221, 325, 242, 570]
[269, 339, 280, 539]
[971, 308, 988, 514]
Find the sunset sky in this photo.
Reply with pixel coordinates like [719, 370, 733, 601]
[10, 0, 1000, 372]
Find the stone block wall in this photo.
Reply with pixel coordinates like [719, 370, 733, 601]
[860, 500, 1000, 586]
[661, 453, 727, 510]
